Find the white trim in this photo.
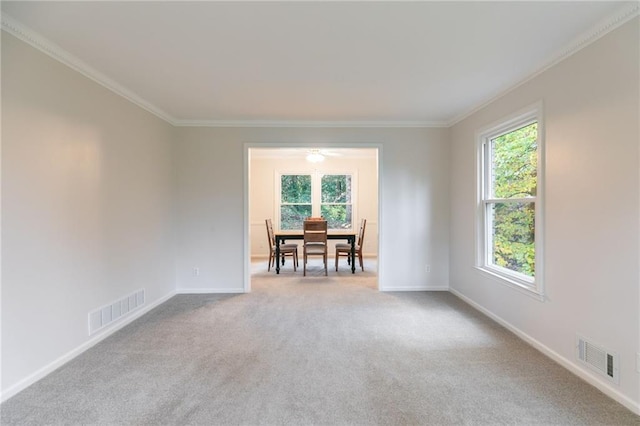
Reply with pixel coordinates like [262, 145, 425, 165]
[0, 24, 4, 401]
[244, 146, 251, 293]
[275, 170, 358, 231]
[484, 197, 535, 204]
[375, 146, 382, 291]
[475, 101, 544, 298]
[320, 172, 358, 230]
[2, 5, 637, 129]
[175, 119, 447, 128]
[1, 11, 443, 129]
[275, 171, 313, 230]
[448, 3, 639, 126]
[0, 13, 175, 125]
[176, 288, 245, 294]
[380, 285, 449, 292]
[0, 290, 177, 403]
[473, 266, 544, 302]
[245, 143, 382, 291]
[449, 289, 640, 416]
[475, 102, 543, 139]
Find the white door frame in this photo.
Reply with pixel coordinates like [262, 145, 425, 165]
[243, 143, 382, 293]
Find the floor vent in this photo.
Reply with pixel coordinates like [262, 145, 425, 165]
[89, 289, 145, 335]
[577, 335, 619, 384]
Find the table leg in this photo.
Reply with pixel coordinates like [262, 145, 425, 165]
[275, 238, 281, 274]
[351, 236, 356, 274]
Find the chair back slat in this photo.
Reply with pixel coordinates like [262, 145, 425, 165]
[357, 219, 367, 247]
[265, 219, 275, 246]
[303, 219, 328, 276]
[303, 220, 327, 244]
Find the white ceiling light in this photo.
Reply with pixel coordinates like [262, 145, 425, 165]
[306, 150, 325, 163]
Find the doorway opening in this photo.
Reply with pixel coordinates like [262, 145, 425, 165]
[244, 146, 380, 292]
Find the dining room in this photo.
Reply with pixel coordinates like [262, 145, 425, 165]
[248, 147, 379, 286]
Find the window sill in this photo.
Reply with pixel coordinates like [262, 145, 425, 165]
[473, 266, 545, 302]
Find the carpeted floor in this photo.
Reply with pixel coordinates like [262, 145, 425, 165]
[1, 258, 638, 425]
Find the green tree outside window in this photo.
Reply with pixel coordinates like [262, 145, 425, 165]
[321, 175, 352, 229]
[279, 173, 354, 230]
[489, 122, 537, 277]
[280, 175, 311, 230]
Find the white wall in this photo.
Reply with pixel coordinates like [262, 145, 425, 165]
[449, 18, 640, 410]
[1, 34, 176, 397]
[249, 154, 379, 258]
[3, 11, 638, 413]
[174, 127, 450, 292]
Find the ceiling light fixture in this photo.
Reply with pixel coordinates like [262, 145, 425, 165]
[306, 150, 325, 163]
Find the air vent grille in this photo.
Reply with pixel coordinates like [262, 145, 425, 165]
[577, 335, 619, 384]
[89, 289, 145, 335]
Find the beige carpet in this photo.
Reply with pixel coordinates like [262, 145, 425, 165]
[1, 258, 638, 425]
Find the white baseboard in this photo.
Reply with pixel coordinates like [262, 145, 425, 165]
[1, 289, 177, 403]
[449, 288, 640, 416]
[176, 287, 245, 294]
[380, 285, 449, 292]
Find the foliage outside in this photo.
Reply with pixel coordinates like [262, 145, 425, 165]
[489, 123, 537, 277]
[280, 175, 311, 229]
[280, 205, 312, 230]
[321, 175, 352, 229]
[280, 174, 352, 230]
[281, 175, 311, 203]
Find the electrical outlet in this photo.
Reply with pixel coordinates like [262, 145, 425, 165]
[193, 267, 200, 277]
[425, 265, 431, 273]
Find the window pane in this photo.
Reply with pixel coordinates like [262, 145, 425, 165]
[491, 123, 537, 199]
[321, 205, 352, 229]
[280, 205, 312, 230]
[489, 201, 535, 277]
[281, 175, 311, 203]
[321, 175, 351, 203]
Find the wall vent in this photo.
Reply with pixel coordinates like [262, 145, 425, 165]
[576, 335, 619, 384]
[88, 289, 145, 335]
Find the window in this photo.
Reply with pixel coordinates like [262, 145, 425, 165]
[280, 174, 312, 230]
[477, 104, 544, 297]
[321, 175, 352, 229]
[279, 173, 354, 230]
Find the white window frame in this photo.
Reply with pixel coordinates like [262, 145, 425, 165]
[276, 170, 357, 231]
[277, 172, 313, 230]
[320, 173, 354, 228]
[475, 102, 545, 300]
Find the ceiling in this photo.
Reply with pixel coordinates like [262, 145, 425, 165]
[1, 1, 636, 127]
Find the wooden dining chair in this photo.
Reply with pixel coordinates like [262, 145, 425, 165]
[335, 218, 366, 271]
[303, 219, 328, 276]
[266, 219, 298, 271]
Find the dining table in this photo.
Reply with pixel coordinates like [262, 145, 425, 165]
[274, 230, 357, 274]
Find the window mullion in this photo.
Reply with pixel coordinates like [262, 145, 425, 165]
[312, 173, 321, 217]
[485, 197, 536, 204]
[476, 104, 542, 293]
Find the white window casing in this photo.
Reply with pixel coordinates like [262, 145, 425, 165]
[475, 101, 545, 300]
[276, 170, 357, 231]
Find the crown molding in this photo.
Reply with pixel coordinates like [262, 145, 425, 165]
[1, 13, 177, 125]
[173, 119, 448, 128]
[2, 3, 638, 130]
[0, 12, 444, 129]
[446, 2, 640, 127]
